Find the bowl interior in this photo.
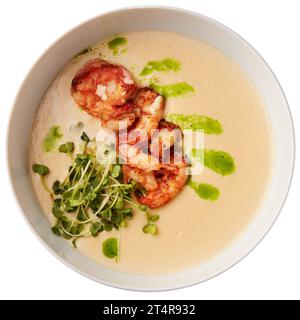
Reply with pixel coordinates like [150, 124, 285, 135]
[7, 7, 294, 291]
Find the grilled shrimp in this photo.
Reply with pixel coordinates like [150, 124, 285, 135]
[136, 164, 188, 208]
[151, 120, 183, 165]
[119, 119, 183, 171]
[125, 87, 165, 144]
[134, 88, 165, 134]
[122, 165, 158, 191]
[123, 161, 188, 209]
[119, 143, 160, 171]
[122, 120, 188, 208]
[71, 58, 137, 130]
[118, 89, 165, 170]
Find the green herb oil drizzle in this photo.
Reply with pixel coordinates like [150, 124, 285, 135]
[42, 126, 63, 152]
[108, 37, 127, 55]
[166, 114, 223, 134]
[140, 58, 181, 76]
[188, 180, 220, 201]
[191, 148, 236, 176]
[150, 81, 195, 98]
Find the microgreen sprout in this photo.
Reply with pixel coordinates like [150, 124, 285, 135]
[80, 131, 90, 143]
[32, 164, 49, 176]
[59, 142, 75, 154]
[32, 163, 53, 196]
[35, 136, 159, 258]
[142, 211, 160, 236]
[142, 224, 157, 235]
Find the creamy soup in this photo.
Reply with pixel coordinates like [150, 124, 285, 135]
[29, 31, 272, 274]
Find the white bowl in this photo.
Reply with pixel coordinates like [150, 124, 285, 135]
[7, 6, 295, 291]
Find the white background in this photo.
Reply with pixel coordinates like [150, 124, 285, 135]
[0, 0, 299, 300]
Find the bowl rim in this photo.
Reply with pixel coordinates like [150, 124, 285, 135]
[6, 5, 295, 292]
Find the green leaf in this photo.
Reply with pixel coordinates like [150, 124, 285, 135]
[102, 210, 112, 220]
[75, 154, 90, 166]
[51, 226, 61, 236]
[32, 164, 49, 176]
[62, 190, 72, 200]
[64, 206, 76, 213]
[102, 237, 118, 259]
[77, 224, 84, 233]
[80, 131, 90, 143]
[70, 226, 80, 235]
[143, 224, 157, 235]
[149, 215, 160, 222]
[70, 224, 84, 236]
[102, 176, 108, 186]
[121, 208, 133, 219]
[52, 180, 63, 194]
[59, 142, 74, 153]
[77, 208, 89, 221]
[103, 221, 113, 232]
[114, 197, 124, 210]
[67, 199, 84, 207]
[86, 192, 97, 201]
[90, 222, 103, 237]
[87, 177, 100, 191]
[166, 114, 223, 134]
[188, 180, 220, 201]
[119, 220, 127, 227]
[62, 217, 72, 232]
[139, 204, 148, 212]
[72, 238, 79, 248]
[70, 121, 84, 131]
[62, 232, 72, 240]
[54, 198, 62, 206]
[111, 212, 123, 226]
[89, 198, 101, 211]
[52, 205, 62, 219]
[101, 218, 113, 231]
[111, 165, 121, 178]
